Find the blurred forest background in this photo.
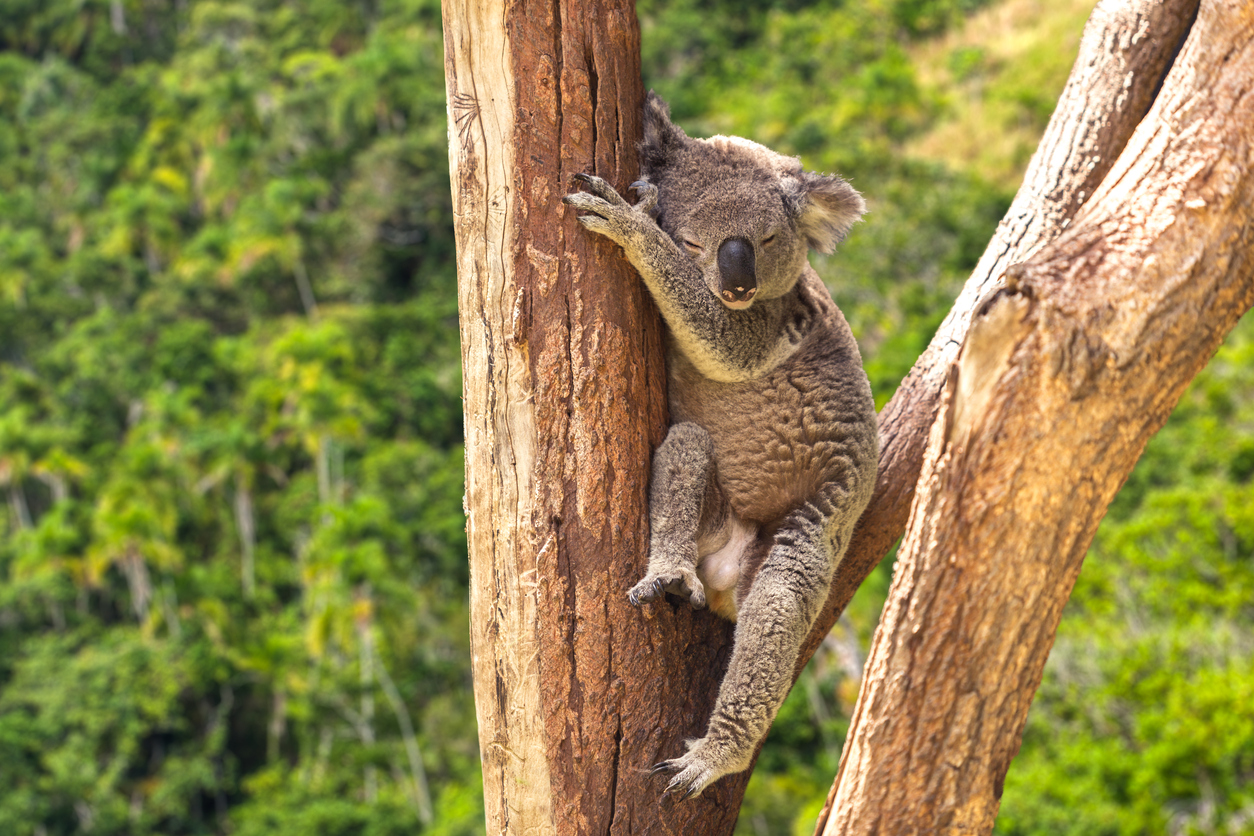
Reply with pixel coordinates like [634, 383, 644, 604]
[1, 0, 1251, 834]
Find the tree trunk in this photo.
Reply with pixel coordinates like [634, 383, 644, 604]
[443, 0, 750, 831]
[816, 0, 1254, 832]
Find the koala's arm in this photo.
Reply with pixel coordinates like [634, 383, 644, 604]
[564, 174, 783, 381]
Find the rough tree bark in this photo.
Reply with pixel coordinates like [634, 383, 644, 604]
[816, 0, 1254, 832]
[443, 0, 748, 832]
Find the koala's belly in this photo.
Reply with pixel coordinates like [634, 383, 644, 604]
[668, 345, 872, 524]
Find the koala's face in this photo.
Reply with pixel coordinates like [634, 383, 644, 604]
[668, 184, 810, 310]
[639, 93, 865, 311]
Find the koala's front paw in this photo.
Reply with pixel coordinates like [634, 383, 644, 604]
[562, 174, 659, 250]
[651, 737, 746, 800]
[628, 568, 707, 610]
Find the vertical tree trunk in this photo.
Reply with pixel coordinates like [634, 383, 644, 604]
[817, 0, 1254, 832]
[444, 0, 753, 831]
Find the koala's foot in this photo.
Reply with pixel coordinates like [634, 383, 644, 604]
[651, 736, 749, 800]
[628, 567, 706, 610]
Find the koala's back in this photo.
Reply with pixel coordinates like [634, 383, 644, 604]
[667, 268, 878, 525]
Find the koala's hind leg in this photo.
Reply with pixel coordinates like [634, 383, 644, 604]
[654, 481, 855, 798]
[629, 422, 728, 611]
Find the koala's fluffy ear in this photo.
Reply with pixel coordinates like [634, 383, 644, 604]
[783, 171, 867, 254]
[640, 91, 688, 179]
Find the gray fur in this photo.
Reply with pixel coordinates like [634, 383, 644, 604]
[564, 92, 879, 798]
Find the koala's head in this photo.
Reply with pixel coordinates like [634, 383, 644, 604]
[639, 92, 865, 310]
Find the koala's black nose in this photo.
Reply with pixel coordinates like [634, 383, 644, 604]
[717, 237, 757, 304]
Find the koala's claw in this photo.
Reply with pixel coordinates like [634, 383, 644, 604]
[651, 752, 721, 800]
[629, 179, 659, 213]
[628, 569, 706, 609]
[567, 173, 658, 213]
[571, 172, 628, 206]
[561, 191, 608, 215]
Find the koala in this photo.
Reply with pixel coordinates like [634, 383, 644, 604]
[563, 93, 879, 799]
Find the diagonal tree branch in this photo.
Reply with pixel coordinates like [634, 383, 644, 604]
[817, 0, 1254, 831]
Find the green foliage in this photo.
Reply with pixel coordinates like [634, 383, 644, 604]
[0, 1, 476, 833]
[4, 0, 1252, 834]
